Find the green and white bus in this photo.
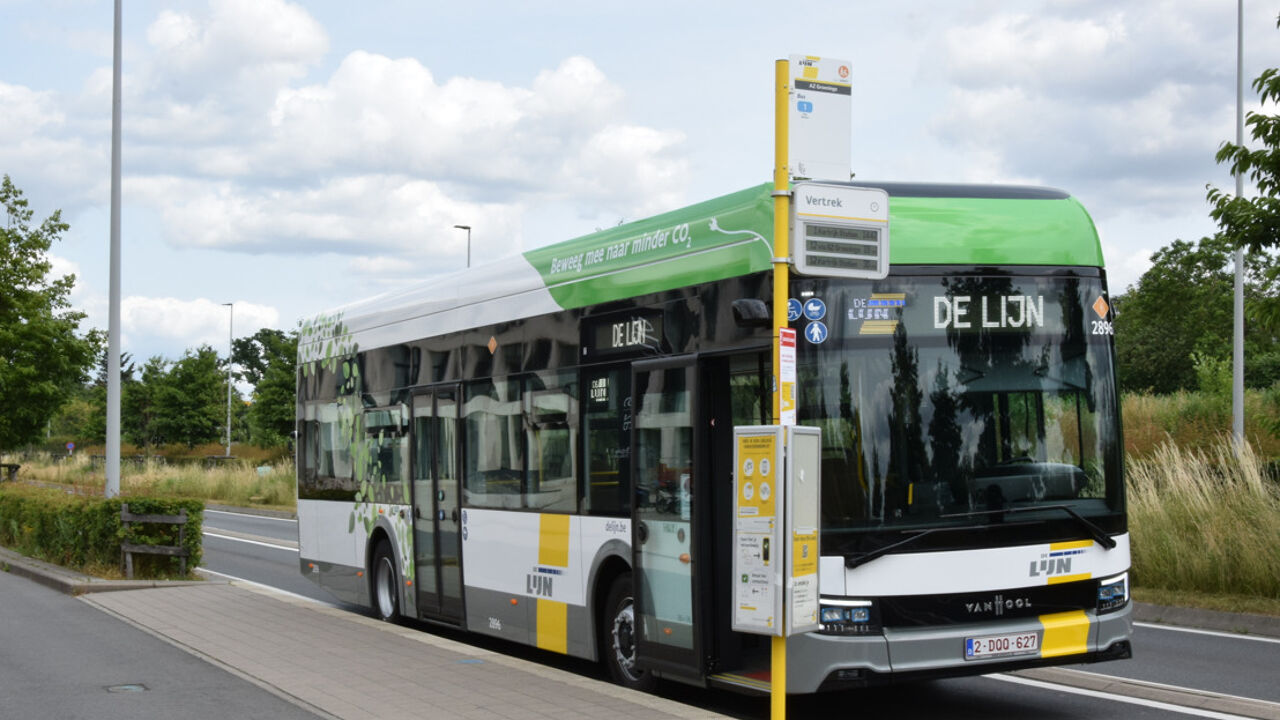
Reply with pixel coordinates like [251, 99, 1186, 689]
[296, 181, 1132, 693]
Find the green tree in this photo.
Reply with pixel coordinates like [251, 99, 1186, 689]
[0, 175, 101, 449]
[151, 346, 234, 448]
[1208, 16, 1280, 328]
[1114, 235, 1279, 393]
[245, 330, 297, 448]
[124, 356, 168, 448]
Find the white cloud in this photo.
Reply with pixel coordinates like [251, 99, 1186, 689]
[121, 297, 280, 358]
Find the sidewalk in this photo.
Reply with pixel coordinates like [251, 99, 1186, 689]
[0, 547, 727, 720]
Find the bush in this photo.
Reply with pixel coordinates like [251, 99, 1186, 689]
[0, 485, 202, 578]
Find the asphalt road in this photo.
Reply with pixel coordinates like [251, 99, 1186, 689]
[201, 510, 1280, 720]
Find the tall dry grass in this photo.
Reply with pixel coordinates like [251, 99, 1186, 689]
[1127, 438, 1280, 598]
[6, 453, 295, 510]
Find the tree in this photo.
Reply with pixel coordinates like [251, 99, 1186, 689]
[1208, 16, 1280, 328]
[1113, 235, 1280, 393]
[151, 346, 233, 448]
[0, 175, 101, 449]
[245, 330, 297, 448]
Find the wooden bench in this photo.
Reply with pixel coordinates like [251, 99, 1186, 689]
[120, 503, 189, 579]
[0, 463, 19, 482]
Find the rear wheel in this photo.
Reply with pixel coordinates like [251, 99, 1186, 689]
[601, 572, 656, 692]
[370, 541, 400, 623]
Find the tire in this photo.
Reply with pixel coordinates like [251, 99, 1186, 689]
[370, 541, 401, 623]
[600, 572, 656, 692]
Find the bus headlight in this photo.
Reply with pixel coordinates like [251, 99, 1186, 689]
[818, 598, 878, 635]
[1097, 572, 1128, 613]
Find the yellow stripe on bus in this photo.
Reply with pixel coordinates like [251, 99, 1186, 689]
[1049, 540, 1094, 551]
[1047, 572, 1092, 585]
[1039, 610, 1089, 658]
[536, 598, 568, 654]
[538, 513, 571, 567]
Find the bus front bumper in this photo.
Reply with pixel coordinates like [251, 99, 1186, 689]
[784, 602, 1133, 694]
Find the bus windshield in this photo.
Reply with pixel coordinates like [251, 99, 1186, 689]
[794, 270, 1124, 549]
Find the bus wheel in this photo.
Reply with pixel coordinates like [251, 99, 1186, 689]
[602, 573, 655, 692]
[371, 541, 400, 623]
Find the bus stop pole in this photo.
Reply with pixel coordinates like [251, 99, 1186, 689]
[771, 57, 791, 720]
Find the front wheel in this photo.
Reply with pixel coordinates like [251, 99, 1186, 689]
[370, 541, 401, 623]
[600, 573, 656, 692]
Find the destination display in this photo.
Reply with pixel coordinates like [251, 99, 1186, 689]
[582, 311, 664, 359]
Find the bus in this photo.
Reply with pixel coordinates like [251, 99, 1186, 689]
[295, 181, 1132, 693]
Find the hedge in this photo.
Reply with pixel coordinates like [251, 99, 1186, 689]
[0, 485, 202, 579]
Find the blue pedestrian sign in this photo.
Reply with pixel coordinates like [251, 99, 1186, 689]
[803, 298, 826, 321]
[787, 298, 803, 323]
[805, 321, 829, 344]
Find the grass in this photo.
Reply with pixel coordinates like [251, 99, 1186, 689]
[6, 453, 296, 511]
[1126, 438, 1280, 605]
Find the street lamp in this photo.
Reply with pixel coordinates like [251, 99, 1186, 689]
[454, 224, 472, 268]
[223, 302, 233, 457]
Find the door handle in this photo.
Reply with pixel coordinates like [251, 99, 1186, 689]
[637, 521, 648, 544]
[451, 508, 460, 524]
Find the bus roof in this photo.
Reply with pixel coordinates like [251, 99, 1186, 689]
[300, 182, 1103, 360]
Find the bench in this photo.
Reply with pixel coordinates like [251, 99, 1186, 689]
[120, 503, 189, 579]
[0, 463, 18, 482]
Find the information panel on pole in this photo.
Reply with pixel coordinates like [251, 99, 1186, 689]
[788, 55, 851, 182]
[732, 426, 785, 636]
[791, 181, 890, 280]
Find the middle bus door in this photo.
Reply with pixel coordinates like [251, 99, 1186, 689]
[631, 356, 702, 679]
[411, 387, 465, 624]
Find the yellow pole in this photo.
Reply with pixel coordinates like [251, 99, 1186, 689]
[771, 57, 790, 720]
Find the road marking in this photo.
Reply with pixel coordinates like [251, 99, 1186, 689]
[203, 531, 299, 552]
[204, 509, 297, 523]
[991, 673, 1263, 720]
[1135, 621, 1280, 645]
[197, 568, 342, 609]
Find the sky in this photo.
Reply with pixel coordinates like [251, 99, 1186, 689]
[1, 0, 1277, 365]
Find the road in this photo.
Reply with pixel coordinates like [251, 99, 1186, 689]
[201, 509, 1280, 720]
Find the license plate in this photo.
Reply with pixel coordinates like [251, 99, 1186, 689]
[964, 631, 1039, 660]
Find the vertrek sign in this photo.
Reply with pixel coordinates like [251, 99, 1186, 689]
[790, 182, 890, 280]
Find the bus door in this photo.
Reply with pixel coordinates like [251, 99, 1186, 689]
[631, 356, 701, 678]
[411, 387, 465, 623]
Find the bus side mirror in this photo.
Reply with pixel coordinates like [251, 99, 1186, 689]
[732, 298, 771, 328]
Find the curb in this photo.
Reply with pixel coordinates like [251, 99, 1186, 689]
[0, 546, 225, 596]
[1133, 601, 1280, 639]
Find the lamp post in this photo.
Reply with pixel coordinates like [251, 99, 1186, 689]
[223, 302, 233, 457]
[454, 224, 472, 268]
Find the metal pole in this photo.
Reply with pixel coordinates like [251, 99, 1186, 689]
[1233, 0, 1245, 444]
[771, 58, 790, 720]
[105, 0, 123, 498]
[224, 302, 233, 457]
[454, 224, 471, 268]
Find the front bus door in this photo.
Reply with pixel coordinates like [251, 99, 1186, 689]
[411, 388, 465, 624]
[631, 357, 701, 679]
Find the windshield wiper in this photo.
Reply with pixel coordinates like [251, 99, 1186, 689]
[843, 524, 990, 570]
[940, 504, 1117, 550]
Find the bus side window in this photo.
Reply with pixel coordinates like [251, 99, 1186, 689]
[525, 371, 578, 513]
[463, 378, 526, 509]
[582, 367, 630, 516]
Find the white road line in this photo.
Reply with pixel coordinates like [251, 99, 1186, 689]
[197, 568, 342, 609]
[204, 509, 296, 523]
[990, 673, 1260, 720]
[1135, 621, 1280, 645]
[203, 531, 299, 552]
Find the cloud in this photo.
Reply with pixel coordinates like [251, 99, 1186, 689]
[121, 297, 280, 358]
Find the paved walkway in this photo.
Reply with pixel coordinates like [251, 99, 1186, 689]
[84, 582, 729, 720]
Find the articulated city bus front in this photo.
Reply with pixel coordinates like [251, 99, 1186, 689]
[787, 267, 1131, 691]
